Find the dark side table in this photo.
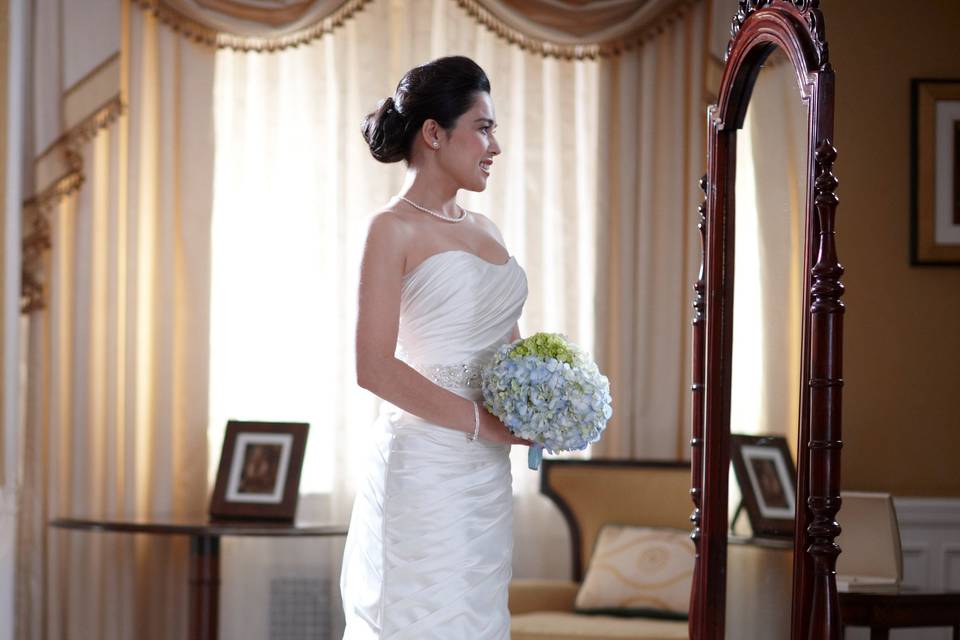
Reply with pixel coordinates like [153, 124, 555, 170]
[839, 589, 960, 639]
[50, 516, 348, 640]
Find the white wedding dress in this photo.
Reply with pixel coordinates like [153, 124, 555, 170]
[340, 249, 528, 640]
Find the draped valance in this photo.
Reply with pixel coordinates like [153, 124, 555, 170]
[136, 0, 698, 58]
[133, 0, 373, 52]
[457, 0, 698, 59]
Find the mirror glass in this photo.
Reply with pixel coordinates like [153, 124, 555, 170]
[725, 46, 809, 640]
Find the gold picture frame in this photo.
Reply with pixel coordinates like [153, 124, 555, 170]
[911, 79, 960, 265]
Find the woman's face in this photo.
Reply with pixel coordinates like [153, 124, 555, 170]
[439, 92, 501, 192]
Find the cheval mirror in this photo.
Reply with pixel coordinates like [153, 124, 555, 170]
[689, 2, 843, 640]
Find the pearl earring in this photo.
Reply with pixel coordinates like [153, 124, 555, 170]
[432, 142, 439, 148]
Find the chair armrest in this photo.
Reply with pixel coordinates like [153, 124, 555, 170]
[508, 578, 580, 615]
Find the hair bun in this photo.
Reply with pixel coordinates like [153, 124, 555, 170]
[362, 96, 407, 164]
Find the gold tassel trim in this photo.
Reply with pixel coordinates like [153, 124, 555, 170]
[133, 0, 698, 59]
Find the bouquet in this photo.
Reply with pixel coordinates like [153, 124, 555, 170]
[480, 332, 613, 469]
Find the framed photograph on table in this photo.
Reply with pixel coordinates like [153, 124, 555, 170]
[911, 78, 960, 265]
[730, 434, 797, 539]
[209, 420, 309, 521]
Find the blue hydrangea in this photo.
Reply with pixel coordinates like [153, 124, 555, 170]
[480, 333, 613, 460]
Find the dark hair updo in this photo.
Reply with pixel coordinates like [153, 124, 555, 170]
[362, 56, 491, 164]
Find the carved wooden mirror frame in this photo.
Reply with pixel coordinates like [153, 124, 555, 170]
[688, 2, 843, 639]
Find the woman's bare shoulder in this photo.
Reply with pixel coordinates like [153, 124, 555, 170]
[363, 205, 415, 247]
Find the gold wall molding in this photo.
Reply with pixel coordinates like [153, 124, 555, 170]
[64, 52, 121, 130]
[131, 0, 373, 52]
[21, 96, 124, 313]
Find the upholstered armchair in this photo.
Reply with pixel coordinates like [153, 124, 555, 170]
[509, 459, 692, 640]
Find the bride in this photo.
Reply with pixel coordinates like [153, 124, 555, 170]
[339, 55, 533, 639]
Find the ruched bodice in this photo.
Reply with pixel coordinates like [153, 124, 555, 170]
[340, 250, 528, 640]
[396, 250, 527, 367]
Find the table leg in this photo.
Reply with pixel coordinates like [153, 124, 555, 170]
[189, 534, 220, 640]
[869, 628, 889, 640]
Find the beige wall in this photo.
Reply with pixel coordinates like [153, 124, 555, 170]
[825, 0, 960, 496]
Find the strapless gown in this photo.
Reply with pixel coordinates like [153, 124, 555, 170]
[339, 249, 528, 640]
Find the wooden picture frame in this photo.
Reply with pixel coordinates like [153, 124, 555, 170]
[209, 420, 309, 521]
[911, 78, 960, 265]
[730, 434, 797, 539]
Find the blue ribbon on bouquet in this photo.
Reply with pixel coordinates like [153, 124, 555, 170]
[528, 443, 544, 470]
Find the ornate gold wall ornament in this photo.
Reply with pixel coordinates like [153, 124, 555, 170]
[20, 96, 125, 313]
[20, 166, 76, 314]
[20, 199, 55, 315]
[131, 0, 374, 52]
[455, 0, 699, 60]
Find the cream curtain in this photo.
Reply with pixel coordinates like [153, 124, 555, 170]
[752, 61, 806, 450]
[730, 51, 807, 448]
[208, 0, 600, 635]
[16, 5, 216, 640]
[590, 0, 707, 461]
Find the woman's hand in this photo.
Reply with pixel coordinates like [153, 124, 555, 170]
[477, 405, 535, 446]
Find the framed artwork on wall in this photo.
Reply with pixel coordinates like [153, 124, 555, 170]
[730, 434, 797, 539]
[209, 420, 309, 521]
[911, 78, 960, 265]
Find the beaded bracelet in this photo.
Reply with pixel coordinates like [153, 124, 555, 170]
[467, 401, 480, 442]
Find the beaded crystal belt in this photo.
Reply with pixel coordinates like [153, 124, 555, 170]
[409, 361, 483, 389]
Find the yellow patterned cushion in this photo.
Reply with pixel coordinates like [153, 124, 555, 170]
[573, 525, 694, 620]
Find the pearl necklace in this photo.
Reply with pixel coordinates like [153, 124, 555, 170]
[399, 196, 467, 223]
